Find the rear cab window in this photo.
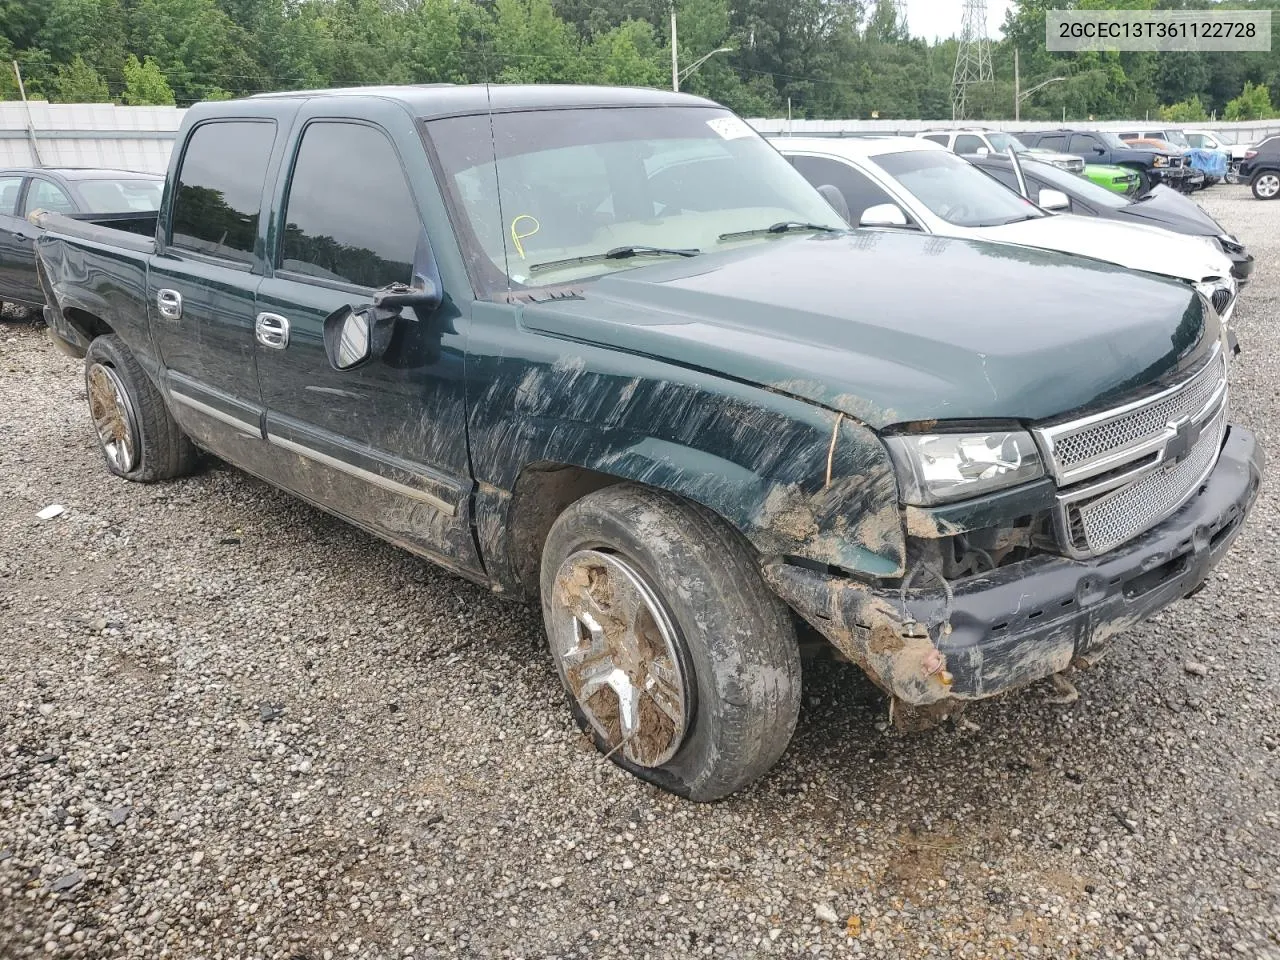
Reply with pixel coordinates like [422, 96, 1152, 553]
[170, 120, 276, 265]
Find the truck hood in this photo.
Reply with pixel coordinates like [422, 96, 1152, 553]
[519, 230, 1210, 429]
[973, 213, 1232, 283]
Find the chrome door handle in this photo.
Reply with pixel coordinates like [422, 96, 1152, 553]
[156, 288, 182, 320]
[255, 312, 290, 350]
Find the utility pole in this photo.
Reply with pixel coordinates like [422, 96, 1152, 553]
[671, 4, 679, 92]
[13, 61, 44, 168]
[1014, 49, 1020, 122]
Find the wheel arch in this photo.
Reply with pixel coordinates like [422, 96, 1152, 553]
[475, 394, 906, 600]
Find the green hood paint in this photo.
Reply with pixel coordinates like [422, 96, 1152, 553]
[520, 229, 1209, 430]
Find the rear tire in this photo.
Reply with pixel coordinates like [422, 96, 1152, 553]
[84, 334, 198, 482]
[1251, 172, 1280, 200]
[540, 484, 802, 801]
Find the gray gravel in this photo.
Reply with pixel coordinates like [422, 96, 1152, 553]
[2, 186, 1279, 958]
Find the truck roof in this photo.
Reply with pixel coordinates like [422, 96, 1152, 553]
[247, 83, 715, 118]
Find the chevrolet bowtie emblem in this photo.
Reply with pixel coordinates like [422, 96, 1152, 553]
[1164, 416, 1201, 465]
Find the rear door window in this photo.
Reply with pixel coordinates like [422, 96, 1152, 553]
[1036, 134, 1066, 151]
[170, 120, 276, 264]
[922, 134, 949, 146]
[1069, 134, 1102, 155]
[277, 121, 420, 289]
[24, 179, 75, 215]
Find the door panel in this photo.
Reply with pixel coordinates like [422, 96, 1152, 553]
[255, 116, 479, 574]
[148, 119, 278, 457]
[0, 176, 40, 305]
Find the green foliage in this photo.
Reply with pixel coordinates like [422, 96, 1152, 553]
[1159, 96, 1208, 123]
[53, 55, 111, 103]
[0, 0, 1277, 121]
[122, 54, 176, 105]
[1225, 81, 1274, 120]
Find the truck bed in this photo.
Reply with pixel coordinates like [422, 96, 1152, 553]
[34, 210, 157, 254]
[35, 211, 156, 357]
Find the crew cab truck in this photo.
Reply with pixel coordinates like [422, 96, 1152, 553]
[36, 86, 1264, 801]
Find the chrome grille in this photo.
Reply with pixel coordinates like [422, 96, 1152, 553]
[1034, 344, 1231, 559]
[1040, 347, 1226, 481]
[1066, 401, 1227, 555]
[1211, 288, 1232, 315]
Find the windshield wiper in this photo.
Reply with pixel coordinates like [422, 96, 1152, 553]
[528, 245, 699, 275]
[717, 221, 841, 242]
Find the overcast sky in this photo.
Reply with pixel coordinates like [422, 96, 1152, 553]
[904, 0, 1014, 42]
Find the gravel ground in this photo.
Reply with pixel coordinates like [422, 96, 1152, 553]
[2, 186, 1279, 959]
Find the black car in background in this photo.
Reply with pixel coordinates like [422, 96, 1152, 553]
[0, 167, 163, 312]
[1015, 129, 1190, 194]
[967, 152, 1254, 286]
[1238, 136, 1280, 200]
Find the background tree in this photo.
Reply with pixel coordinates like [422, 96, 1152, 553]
[1225, 80, 1274, 120]
[122, 54, 176, 105]
[53, 55, 111, 102]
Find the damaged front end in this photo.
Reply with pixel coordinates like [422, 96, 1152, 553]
[766, 423, 1263, 723]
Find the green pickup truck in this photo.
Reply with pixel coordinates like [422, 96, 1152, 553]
[34, 85, 1263, 800]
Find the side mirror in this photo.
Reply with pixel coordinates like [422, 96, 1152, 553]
[816, 184, 851, 225]
[975, 146, 990, 156]
[859, 202, 909, 228]
[1038, 188, 1070, 211]
[322, 303, 402, 371]
[321, 280, 442, 372]
[1093, 146, 1106, 155]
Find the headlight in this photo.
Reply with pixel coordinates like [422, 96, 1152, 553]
[1152, 156, 1168, 167]
[886, 431, 1045, 506]
[1218, 234, 1244, 255]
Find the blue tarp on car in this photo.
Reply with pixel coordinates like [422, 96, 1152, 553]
[1186, 148, 1229, 179]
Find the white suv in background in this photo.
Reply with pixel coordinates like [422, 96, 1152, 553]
[915, 129, 1085, 173]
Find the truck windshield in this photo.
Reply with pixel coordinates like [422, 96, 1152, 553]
[425, 107, 845, 291]
[985, 133, 1028, 154]
[873, 150, 1045, 227]
[75, 179, 163, 213]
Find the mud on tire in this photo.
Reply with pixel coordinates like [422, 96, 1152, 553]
[540, 483, 802, 801]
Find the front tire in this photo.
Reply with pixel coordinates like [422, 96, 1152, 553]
[84, 335, 198, 482]
[540, 484, 802, 801]
[1251, 171, 1280, 200]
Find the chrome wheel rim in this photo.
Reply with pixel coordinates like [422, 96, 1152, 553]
[86, 362, 139, 473]
[1257, 174, 1280, 198]
[551, 549, 690, 768]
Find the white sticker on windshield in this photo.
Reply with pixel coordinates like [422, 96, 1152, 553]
[707, 116, 755, 140]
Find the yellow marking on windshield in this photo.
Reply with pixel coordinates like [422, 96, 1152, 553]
[511, 215, 540, 259]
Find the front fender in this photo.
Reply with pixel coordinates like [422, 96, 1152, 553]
[468, 346, 905, 593]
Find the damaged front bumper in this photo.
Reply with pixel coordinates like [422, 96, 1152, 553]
[765, 425, 1264, 708]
